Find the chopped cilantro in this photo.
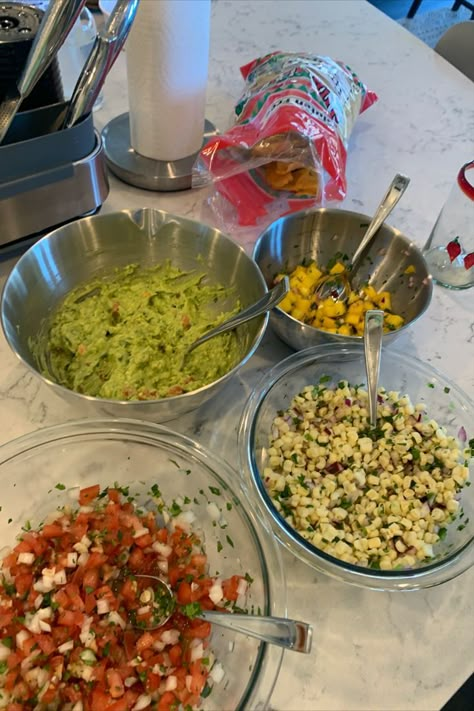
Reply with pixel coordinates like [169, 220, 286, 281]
[226, 534, 234, 548]
[169, 501, 182, 517]
[55, 483, 66, 490]
[182, 601, 202, 619]
[438, 527, 447, 540]
[209, 486, 221, 496]
[217, 541, 223, 553]
[1, 637, 13, 649]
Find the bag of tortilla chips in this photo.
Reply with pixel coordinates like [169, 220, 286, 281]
[193, 51, 377, 229]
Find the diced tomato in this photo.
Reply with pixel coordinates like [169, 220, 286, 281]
[222, 574, 242, 601]
[136, 631, 155, 654]
[0, 608, 14, 627]
[57, 609, 84, 627]
[184, 620, 211, 639]
[106, 668, 125, 698]
[134, 532, 153, 548]
[35, 634, 56, 655]
[6, 704, 25, 711]
[79, 484, 100, 505]
[176, 580, 193, 604]
[84, 552, 108, 570]
[90, 688, 112, 711]
[108, 488, 121, 504]
[168, 643, 182, 666]
[123, 630, 137, 660]
[158, 691, 178, 711]
[127, 547, 145, 569]
[41, 522, 64, 538]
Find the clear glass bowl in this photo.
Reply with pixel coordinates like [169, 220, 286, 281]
[239, 345, 474, 591]
[0, 419, 286, 709]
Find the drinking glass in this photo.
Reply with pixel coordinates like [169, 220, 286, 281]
[423, 160, 474, 290]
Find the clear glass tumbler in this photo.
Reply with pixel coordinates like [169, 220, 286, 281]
[423, 159, 474, 290]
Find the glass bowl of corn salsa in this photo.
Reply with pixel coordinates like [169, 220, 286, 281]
[239, 344, 474, 591]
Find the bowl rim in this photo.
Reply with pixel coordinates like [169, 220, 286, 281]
[252, 206, 434, 342]
[238, 343, 474, 591]
[0, 208, 269, 408]
[0, 416, 286, 708]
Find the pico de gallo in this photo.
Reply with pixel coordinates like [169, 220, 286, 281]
[0, 484, 249, 710]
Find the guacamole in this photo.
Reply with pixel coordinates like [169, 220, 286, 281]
[39, 263, 243, 400]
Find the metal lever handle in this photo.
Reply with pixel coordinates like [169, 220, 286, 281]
[63, 0, 140, 129]
[20, 0, 86, 98]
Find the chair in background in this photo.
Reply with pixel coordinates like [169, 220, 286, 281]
[434, 21, 474, 81]
[407, 0, 474, 19]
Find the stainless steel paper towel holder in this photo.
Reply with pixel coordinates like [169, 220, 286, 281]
[101, 112, 218, 192]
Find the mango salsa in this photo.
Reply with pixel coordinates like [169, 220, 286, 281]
[275, 260, 405, 336]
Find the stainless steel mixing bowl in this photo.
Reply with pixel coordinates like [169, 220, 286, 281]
[252, 208, 433, 351]
[1, 208, 268, 422]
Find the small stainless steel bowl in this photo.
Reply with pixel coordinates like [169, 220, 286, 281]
[252, 208, 433, 351]
[1, 208, 268, 422]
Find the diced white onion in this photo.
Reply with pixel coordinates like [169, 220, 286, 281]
[157, 560, 168, 574]
[151, 542, 172, 558]
[190, 642, 204, 662]
[77, 552, 90, 567]
[206, 502, 220, 521]
[39, 620, 51, 632]
[79, 506, 94, 514]
[16, 630, 30, 650]
[107, 611, 126, 629]
[58, 640, 74, 654]
[17, 552, 34, 565]
[38, 607, 52, 620]
[72, 702, 84, 711]
[0, 646, 10, 661]
[124, 676, 137, 688]
[209, 582, 223, 605]
[54, 570, 67, 585]
[137, 605, 150, 616]
[97, 599, 110, 615]
[237, 578, 248, 597]
[160, 629, 180, 645]
[133, 527, 149, 539]
[66, 552, 78, 568]
[210, 662, 225, 684]
[172, 511, 196, 531]
[34, 595, 43, 610]
[132, 694, 152, 711]
[164, 675, 177, 692]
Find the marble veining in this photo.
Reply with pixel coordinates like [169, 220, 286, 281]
[0, 2, 473, 709]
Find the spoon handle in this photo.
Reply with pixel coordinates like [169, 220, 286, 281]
[351, 173, 410, 273]
[187, 276, 289, 353]
[364, 310, 384, 428]
[200, 610, 312, 654]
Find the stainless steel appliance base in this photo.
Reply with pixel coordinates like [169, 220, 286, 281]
[0, 131, 109, 247]
[101, 112, 218, 192]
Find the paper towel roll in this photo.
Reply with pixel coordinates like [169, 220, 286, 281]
[126, 0, 211, 162]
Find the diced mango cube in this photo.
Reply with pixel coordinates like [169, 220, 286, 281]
[376, 291, 392, 310]
[329, 261, 346, 275]
[384, 313, 404, 330]
[320, 299, 346, 318]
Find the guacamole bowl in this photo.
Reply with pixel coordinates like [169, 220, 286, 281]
[1, 208, 268, 422]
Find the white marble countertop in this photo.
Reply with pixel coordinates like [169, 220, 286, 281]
[1, 1, 474, 709]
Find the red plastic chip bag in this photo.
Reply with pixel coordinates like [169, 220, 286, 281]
[193, 51, 377, 230]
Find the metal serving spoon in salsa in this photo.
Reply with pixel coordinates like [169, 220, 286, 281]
[119, 573, 312, 654]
